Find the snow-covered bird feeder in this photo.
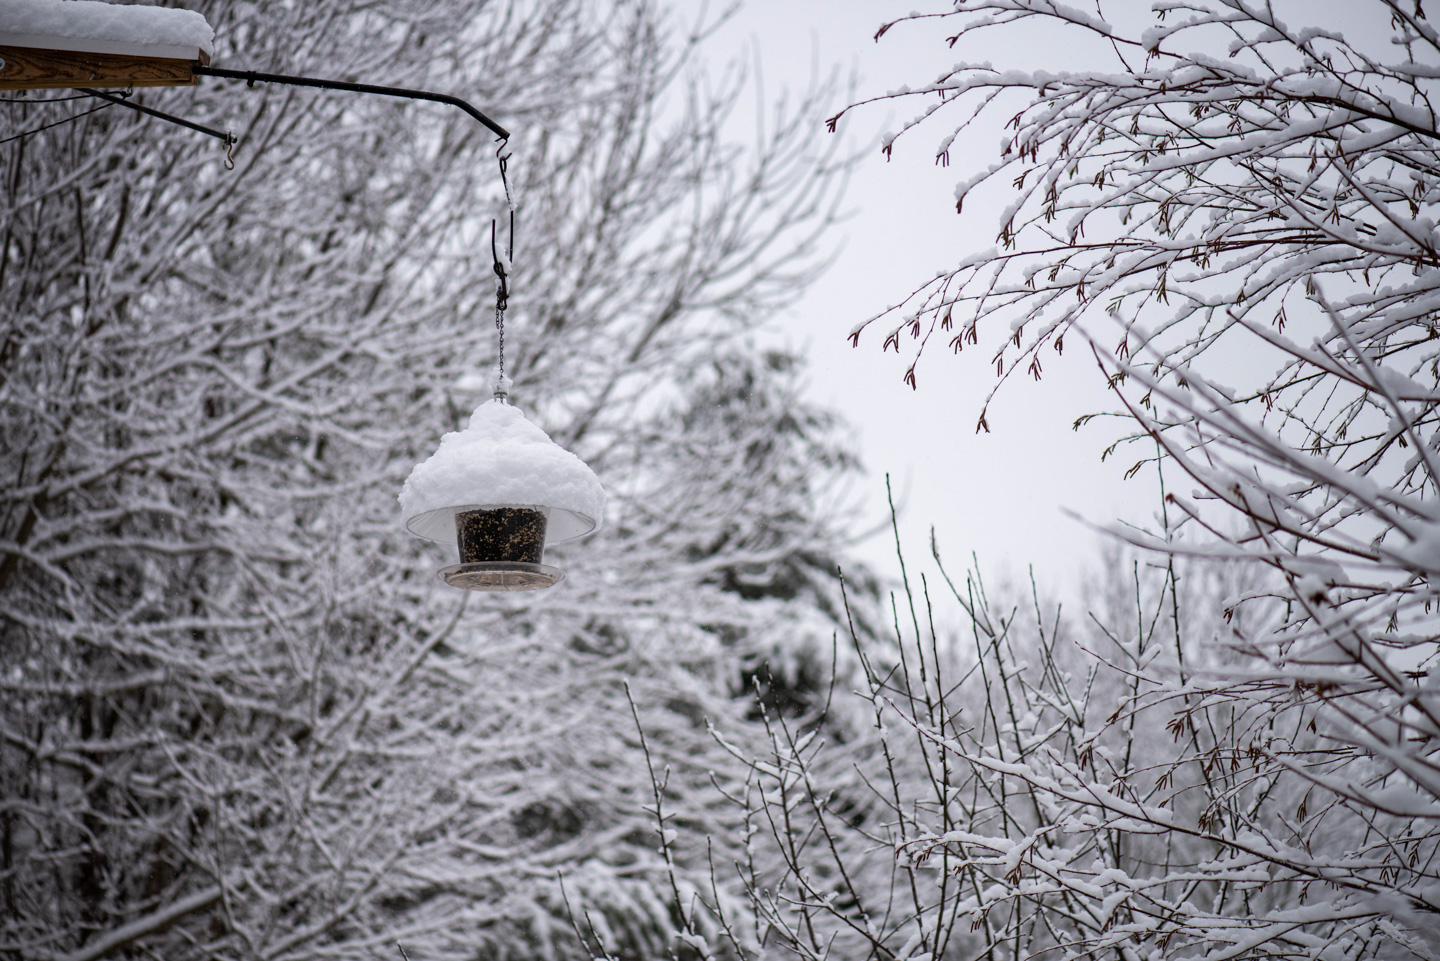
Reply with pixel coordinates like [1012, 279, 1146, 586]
[399, 399, 604, 592]
[0, 0, 213, 91]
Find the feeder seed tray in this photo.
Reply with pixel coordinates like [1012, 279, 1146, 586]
[439, 560, 563, 591]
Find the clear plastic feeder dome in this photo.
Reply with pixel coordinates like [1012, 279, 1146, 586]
[400, 400, 605, 591]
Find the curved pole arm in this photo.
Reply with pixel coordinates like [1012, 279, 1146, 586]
[193, 64, 510, 141]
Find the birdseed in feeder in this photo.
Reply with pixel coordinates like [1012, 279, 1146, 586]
[456, 507, 547, 564]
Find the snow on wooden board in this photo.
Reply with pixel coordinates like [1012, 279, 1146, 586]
[0, 0, 213, 60]
[0, 0, 213, 90]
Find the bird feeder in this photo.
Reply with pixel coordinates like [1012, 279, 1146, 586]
[5, 0, 578, 591]
[399, 398, 604, 592]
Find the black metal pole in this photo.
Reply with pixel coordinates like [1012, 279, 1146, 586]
[193, 65, 509, 141]
[81, 89, 234, 144]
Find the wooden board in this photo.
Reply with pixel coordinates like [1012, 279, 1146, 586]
[0, 44, 203, 90]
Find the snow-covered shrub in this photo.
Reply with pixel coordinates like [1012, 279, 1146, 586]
[702, 524, 1440, 958]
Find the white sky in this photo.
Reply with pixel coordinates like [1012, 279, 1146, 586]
[705, 3, 1160, 598]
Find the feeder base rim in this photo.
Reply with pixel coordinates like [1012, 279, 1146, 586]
[439, 561, 564, 592]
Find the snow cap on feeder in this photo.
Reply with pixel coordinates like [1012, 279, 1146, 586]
[399, 384, 604, 592]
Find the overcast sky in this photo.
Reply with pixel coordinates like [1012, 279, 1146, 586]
[705, 3, 1161, 598]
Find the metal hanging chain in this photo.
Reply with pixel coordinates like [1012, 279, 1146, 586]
[490, 145, 515, 402]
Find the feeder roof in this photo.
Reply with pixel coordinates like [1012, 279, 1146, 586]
[400, 400, 605, 544]
[0, 0, 214, 59]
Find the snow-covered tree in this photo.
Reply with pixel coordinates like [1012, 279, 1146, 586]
[712, 525, 1440, 959]
[806, 1, 1440, 956]
[0, 1, 865, 958]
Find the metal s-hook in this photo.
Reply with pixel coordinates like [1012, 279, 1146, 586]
[496, 145, 514, 260]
